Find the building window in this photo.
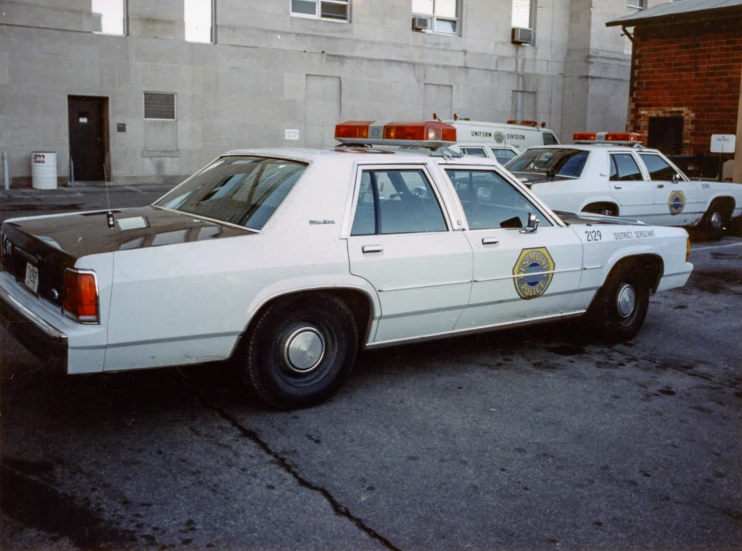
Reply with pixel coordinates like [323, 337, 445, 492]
[511, 0, 534, 29]
[412, 0, 460, 34]
[185, 0, 214, 43]
[291, 0, 350, 22]
[92, 0, 127, 35]
[144, 93, 176, 120]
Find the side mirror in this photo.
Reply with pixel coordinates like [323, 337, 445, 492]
[520, 213, 539, 233]
[672, 173, 682, 183]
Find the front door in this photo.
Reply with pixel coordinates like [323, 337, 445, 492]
[68, 96, 107, 181]
[638, 153, 701, 226]
[347, 165, 473, 344]
[445, 168, 584, 331]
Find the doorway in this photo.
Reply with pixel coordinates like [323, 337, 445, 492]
[68, 96, 109, 181]
[647, 116, 683, 155]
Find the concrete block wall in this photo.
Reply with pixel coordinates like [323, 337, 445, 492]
[630, 17, 742, 155]
[0, 0, 636, 186]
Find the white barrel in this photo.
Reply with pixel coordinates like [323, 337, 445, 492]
[31, 151, 57, 190]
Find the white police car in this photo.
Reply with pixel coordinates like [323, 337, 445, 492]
[505, 132, 742, 240]
[0, 121, 693, 409]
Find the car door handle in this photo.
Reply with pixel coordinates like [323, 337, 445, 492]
[362, 245, 383, 254]
[613, 185, 622, 190]
[657, 184, 664, 188]
[481, 237, 499, 245]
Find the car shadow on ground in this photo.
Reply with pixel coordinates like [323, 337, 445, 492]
[0, 319, 598, 423]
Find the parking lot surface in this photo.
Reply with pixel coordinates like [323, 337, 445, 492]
[1, 194, 741, 550]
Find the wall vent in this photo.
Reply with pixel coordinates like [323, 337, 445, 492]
[511, 27, 533, 45]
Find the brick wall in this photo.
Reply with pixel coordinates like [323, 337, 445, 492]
[629, 16, 742, 156]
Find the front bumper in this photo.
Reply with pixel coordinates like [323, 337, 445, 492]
[0, 283, 68, 371]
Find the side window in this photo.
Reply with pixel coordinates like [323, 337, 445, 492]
[542, 132, 558, 145]
[639, 154, 680, 181]
[460, 147, 487, 158]
[610, 154, 644, 181]
[446, 169, 552, 230]
[491, 148, 517, 164]
[351, 169, 447, 236]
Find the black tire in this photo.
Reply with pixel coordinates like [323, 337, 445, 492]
[702, 201, 727, 241]
[242, 294, 358, 410]
[583, 203, 618, 217]
[586, 264, 649, 342]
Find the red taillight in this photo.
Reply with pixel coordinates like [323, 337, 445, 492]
[334, 121, 373, 140]
[383, 121, 457, 142]
[604, 132, 643, 142]
[63, 269, 99, 323]
[573, 132, 597, 141]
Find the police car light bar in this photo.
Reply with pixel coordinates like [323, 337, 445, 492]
[574, 131, 643, 144]
[335, 120, 457, 148]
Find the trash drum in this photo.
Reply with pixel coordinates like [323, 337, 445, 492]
[31, 151, 57, 190]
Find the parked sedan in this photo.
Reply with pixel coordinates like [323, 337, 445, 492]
[1, 123, 693, 409]
[505, 133, 742, 240]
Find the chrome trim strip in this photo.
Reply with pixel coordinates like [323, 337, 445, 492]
[473, 267, 584, 283]
[378, 279, 472, 292]
[152, 206, 261, 234]
[366, 310, 587, 349]
[466, 288, 598, 308]
[105, 331, 241, 348]
[1, 286, 67, 341]
[583, 265, 602, 271]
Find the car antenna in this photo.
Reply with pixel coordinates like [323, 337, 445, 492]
[103, 163, 115, 229]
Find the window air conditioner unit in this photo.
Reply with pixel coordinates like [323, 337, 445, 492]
[511, 27, 533, 44]
[412, 16, 430, 31]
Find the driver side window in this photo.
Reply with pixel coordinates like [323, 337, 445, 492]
[446, 169, 553, 230]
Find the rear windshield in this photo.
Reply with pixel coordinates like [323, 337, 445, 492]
[505, 148, 588, 179]
[155, 156, 306, 230]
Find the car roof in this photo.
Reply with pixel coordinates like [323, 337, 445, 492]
[223, 147, 502, 166]
[523, 144, 662, 154]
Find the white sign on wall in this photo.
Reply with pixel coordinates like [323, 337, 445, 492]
[710, 134, 736, 153]
[285, 129, 300, 140]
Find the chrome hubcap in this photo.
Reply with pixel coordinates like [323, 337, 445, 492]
[710, 212, 723, 230]
[617, 283, 636, 318]
[283, 327, 325, 373]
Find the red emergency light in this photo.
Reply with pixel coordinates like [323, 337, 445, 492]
[334, 120, 457, 148]
[573, 131, 643, 144]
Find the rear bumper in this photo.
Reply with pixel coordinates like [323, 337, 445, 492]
[0, 283, 68, 372]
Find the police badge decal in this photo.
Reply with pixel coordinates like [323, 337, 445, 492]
[513, 247, 555, 299]
[668, 190, 686, 215]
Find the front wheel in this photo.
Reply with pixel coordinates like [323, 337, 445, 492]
[241, 294, 359, 409]
[586, 265, 649, 342]
[702, 202, 727, 241]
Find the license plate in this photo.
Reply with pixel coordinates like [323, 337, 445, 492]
[25, 262, 39, 294]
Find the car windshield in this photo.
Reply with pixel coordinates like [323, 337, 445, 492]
[154, 156, 307, 230]
[505, 148, 589, 179]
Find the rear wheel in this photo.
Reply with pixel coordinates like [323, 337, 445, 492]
[586, 264, 649, 342]
[702, 201, 727, 241]
[241, 294, 358, 410]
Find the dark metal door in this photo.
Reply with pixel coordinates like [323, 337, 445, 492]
[68, 96, 106, 181]
[647, 116, 683, 155]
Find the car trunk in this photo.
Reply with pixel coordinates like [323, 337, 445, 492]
[0, 206, 250, 308]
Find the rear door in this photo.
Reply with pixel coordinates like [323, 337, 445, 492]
[347, 164, 473, 344]
[445, 168, 585, 331]
[608, 151, 655, 221]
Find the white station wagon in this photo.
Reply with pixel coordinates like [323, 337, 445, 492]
[505, 132, 742, 240]
[1, 122, 693, 409]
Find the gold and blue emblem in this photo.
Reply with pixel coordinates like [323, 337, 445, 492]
[494, 131, 505, 144]
[513, 247, 555, 300]
[668, 190, 686, 215]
